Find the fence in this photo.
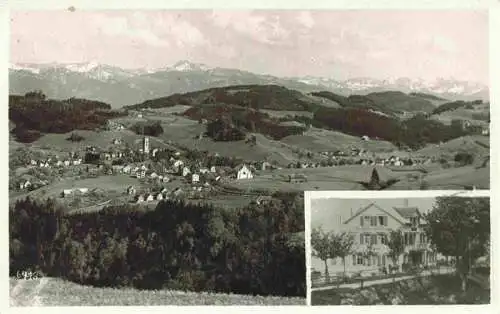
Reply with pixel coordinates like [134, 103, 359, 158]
[311, 264, 452, 289]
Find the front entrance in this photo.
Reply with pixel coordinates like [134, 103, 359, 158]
[409, 250, 424, 265]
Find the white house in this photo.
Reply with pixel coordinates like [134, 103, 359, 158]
[361, 135, 370, 141]
[64, 160, 71, 167]
[192, 173, 200, 183]
[122, 165, 132, 174]
[210, 166, 217, 173]
[127, 186, 136, 195]
[199, 168, 209, 174]
[156, 193, 164, 201]
[236, 164, 253, 180]
[145, 194, 155, 202]
[62, 189, 73, 197]
[150, 172, 159, 179]
[182, 166, 191, 177]
[19, 180, 32, 190]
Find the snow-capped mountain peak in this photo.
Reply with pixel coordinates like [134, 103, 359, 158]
[170, 60, 212, 72]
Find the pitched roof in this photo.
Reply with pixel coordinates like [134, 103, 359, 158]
[393, 207, 421, 219]
[343, 202, 407, 225]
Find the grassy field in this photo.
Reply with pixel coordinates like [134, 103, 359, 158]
[232, 166, 407, 192]
[9, 277, 305, 306]
[417, 135, 490, 158]
[282, 127, 397, 153]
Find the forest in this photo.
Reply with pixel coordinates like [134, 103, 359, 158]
[185, 105, 306, 141]
[9, 193, 306, 297]
[9, 91, 126, 143]
[306, 108, 471, 149]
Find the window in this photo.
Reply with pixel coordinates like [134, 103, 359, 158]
[371, 216, 377, 226]
[357, 255, 364, 265]
[420, 233, 426, 243]
[382, 254, 386, 266]
[371, 234, 377, 245]
[380, 234, 387, 244]
[364, 234, 371, 245]
[378, 216, 386, 226]
[360, 234, 364, 244]
[360, 216, 364, 227]
[352, 255, 356, 265]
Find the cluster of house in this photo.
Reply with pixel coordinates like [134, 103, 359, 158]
[18, 178, 48, 191]
[105, 120, 125, 131]
[126, 186, 185, 203]
[28, 156, 83, 168]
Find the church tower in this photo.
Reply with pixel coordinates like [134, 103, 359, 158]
[143, 136, 150, 154]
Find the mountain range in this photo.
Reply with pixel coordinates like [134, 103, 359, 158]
[9, 60, 489, 108]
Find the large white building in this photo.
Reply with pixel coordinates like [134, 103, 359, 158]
[236, 164, 253, 180]
[313, 202, 439, 278]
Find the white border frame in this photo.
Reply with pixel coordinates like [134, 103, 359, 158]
[1, 1, 499, 313]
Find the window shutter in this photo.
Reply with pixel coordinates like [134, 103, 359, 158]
[352, 255, 356, 265]
[384, 216, 388, 226]
[360, 216, 364, 226]
[360, 234, 364, 244]
[372, 234, 377, 244]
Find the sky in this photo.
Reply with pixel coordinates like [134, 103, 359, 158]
[311, 197, 437, 231]
[10, 10, 489, 83]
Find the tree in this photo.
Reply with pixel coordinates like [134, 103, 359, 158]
[331, 232, 355, 281]
[387, 230, 405, 281]
[311, 227, 334, 283]
[424, 197, 489, 292]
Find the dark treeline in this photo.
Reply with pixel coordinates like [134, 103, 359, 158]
[130, 121, 164, 137]
[9, 92, 126, 143]
[10, 194, 305, 297]
[128, 85, 320, 112]
[432, 100, 484, 115]
[293, 108, 472, 149]
[186, 105, 305, 141]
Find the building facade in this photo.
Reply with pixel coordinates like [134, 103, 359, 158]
[322, 203, 439, 277]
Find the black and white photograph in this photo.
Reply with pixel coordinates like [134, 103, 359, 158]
[309, 192, 491, 305]
[3, 6, 494, 309]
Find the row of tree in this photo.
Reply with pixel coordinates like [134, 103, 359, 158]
[10, 193, 306, 297]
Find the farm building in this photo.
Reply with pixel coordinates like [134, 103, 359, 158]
[255, 195, 273, 205]
[236, 164, 253, 180]
[127, 186, 136, 195]
[182, 166, 191, 177]
[192, 174, 200, 183]
[288, 174, 308, 183]
[134, 194, 145, 203]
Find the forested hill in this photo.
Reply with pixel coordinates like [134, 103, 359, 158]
[9, 91, 126, 143]
[125, 85, 342, 112]
[311, 90, 438, 114]
[126, 85, 444, 115]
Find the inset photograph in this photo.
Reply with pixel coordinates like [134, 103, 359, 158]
[309, 193, 490, 305]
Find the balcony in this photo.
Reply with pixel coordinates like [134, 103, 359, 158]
[404, 242, 430, 252]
